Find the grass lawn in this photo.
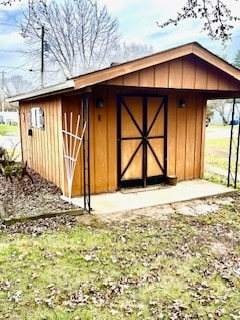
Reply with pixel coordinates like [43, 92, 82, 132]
[207, 124, 230, 129]
[0, 124, 19, 136]
[205, 126, 240, 181]
[205, 153, 229, 171]
[205, 138, 230, 153]
[0, 205, 240, 319]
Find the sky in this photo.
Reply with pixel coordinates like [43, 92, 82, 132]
[0, 0, 240, 86]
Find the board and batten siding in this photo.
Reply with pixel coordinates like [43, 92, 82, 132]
[61, 95, 84, 196]
[17, 43, 240, 197]
[87, 86, 206, 194]
[19, 87, 206, 196]
[62, 89, 118, 196]
[167, 92, 205, 181]
[105, 55, 240, 91]
[88, 88, 117, 194]
[19, 96, 64, 191]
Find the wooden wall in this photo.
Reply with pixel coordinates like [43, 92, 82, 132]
[61, 95, 83, 196]
[88, 86, 205, 194]
[19, 87, 206, 197]
[18, 52, 240, 196]
[167, 92, 205, 181]
[105, 56, 240, 91]
[89, 88, 117, 194]
[19, 96, 64, 190]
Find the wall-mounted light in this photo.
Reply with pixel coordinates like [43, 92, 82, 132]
[179, 98, 186, 108]
[96, 97, 104, 108]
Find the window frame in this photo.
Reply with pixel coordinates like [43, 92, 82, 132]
[29, 107, 45, 129]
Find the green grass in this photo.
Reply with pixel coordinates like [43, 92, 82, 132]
[204, 126, 240, 187]
[0, 208, 240, 320]
[205, 153, 229, 170]
[205, 137, 230, 152]
[207, 124, 230, 129]
[0, 124, 19, 136]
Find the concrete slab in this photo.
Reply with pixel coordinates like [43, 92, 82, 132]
[63, 179, 237, 215]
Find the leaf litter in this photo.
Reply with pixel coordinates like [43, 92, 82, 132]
[0, 173, 240, 318]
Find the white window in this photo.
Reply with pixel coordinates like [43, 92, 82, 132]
[30, 107, 45, 129]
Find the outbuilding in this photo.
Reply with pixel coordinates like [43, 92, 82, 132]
[13, 42, 240, 206]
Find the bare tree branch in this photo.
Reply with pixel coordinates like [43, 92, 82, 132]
[18, 0, 120, 78]
[107, 42, 154, 66]
[157, 0, 240, 41]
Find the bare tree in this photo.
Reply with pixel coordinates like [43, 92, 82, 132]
[19, 0, 120, 78]
[157, 0, 240, 41]
[107, 42, 154, 66]
[5, 75, 33, 97]
[207, 99, 234, 125]
[1, 75, 33, 111]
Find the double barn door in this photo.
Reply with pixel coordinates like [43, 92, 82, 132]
[117, 94, 167, 189]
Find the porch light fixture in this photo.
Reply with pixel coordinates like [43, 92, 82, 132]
[179, 98, 186, 108]
[96, 97, 104, 108]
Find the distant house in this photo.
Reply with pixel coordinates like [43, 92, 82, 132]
[10, 42, 240, 199]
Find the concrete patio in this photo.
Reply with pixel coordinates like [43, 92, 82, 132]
[65, 179, 237, 215]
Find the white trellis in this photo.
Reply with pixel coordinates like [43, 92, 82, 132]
[62, 112, 87, 199]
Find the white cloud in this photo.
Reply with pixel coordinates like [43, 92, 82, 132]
[98, 0, 240, 59]
[0, 31, 24, 49]
[0, 0, 239, 79]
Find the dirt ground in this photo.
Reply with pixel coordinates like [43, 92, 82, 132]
[0, 166, 239, 228]
[0, 168, 78, 221]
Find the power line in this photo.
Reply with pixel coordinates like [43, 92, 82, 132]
[0, 60, 34, 71]
[0, 65, 59, 74]
[0, 49, 30, 53]
[0, 59, 39, 75]
[0, 66, 32, 71]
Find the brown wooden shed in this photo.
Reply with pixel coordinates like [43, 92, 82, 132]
[13, 42, 240, 199]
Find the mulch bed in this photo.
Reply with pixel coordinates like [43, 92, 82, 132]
[0, 168, 81, 223]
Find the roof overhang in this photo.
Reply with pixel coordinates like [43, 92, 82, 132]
[72, 42, 240, 89]
[7, 42, 240, 103]
[7, 79, 75, 102]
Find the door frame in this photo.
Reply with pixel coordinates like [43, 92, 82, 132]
[117, 93, 168, 189]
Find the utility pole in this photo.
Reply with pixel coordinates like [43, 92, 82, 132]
[41, 25, 45, 87]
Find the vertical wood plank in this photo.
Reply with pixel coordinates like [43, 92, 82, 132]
[207, 67, 219, 90]
[107, 91, 117, 191]
[185, 94, 197, 179]
[169, 58, 183, 88]
[218, 72, 230, 90]
[195, 60, 207, 89]
[182, 56, 196, 89]
[175, 95, 187, 180]
[166, 95, 177, 176]
[92, 92, 108, 193]
[139, 67, 154, 87]
[200, 97, 206, 178]
[154, 63, 169, 87]
[123, 72, 139, 86]
[194, 96, 204, 178]
[107, 76, 124, 86]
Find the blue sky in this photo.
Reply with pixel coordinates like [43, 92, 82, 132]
[0, 4, 29, 78]
[0, 0, 240, 82]
[98, 0, 240, 59]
